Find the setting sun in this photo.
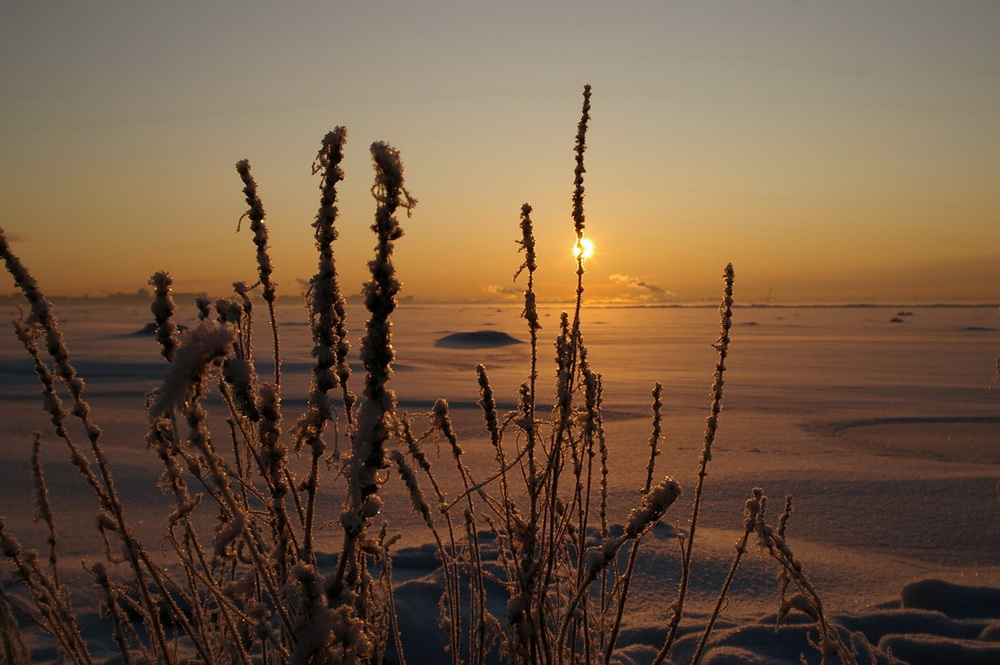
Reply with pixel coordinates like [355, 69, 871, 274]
[573, 237, 595, 261]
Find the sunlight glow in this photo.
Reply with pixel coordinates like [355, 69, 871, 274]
[573, 237, 595, 261]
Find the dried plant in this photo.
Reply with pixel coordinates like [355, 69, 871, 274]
[0, 86, 881, 665]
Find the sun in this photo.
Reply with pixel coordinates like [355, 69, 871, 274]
[573, 237, 596, 261]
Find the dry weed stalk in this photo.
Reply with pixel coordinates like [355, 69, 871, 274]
[751, 491, 859, 665]
[654, 263, 735, 665]
[0, 85, 878, 665]
[235, 159, 281, 388]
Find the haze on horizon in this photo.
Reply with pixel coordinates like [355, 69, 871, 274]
[2, 1, 998, 306]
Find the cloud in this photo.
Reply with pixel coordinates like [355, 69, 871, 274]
[482, 284, 521, 299]
[608, 274, 675, 301]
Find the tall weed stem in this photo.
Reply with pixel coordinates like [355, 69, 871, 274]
[235, 159, 281, 388]
[655, 263, 734, 664]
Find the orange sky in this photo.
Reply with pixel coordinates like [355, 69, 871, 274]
[2, 1, 998, 305]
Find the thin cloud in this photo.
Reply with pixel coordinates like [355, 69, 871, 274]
[482, 284, 521, 299]
[609, 273, 675, 301]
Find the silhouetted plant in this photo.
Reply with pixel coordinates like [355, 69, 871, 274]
[0, 86, 877, 665]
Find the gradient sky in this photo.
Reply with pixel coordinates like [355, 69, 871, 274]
[2, 1, 998, 304]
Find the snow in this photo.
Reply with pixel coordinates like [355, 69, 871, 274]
[0, 301, 998, 663]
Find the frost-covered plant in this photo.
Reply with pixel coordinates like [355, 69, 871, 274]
[0, 135, 417, 664]
[0, 86, 879, 665]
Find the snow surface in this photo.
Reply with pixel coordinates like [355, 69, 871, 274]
[1, 302, 998, 663]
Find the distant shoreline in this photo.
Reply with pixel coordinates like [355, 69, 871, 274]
[1, 294, 997, 309]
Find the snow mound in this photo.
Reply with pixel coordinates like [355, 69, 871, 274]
[434, 331, 523, 348]
[672, 578, 1000, 665]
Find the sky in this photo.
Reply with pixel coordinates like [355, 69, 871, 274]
[1, 0, 998, 305]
